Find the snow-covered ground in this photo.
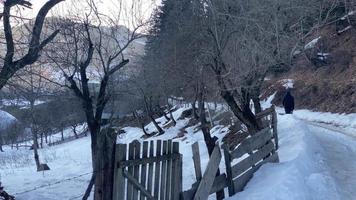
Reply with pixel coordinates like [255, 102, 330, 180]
[1, 105, 356, 200]
[228, 114, 340, 200]
[0, 99, 45, 109]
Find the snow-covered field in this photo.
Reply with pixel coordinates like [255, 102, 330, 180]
[1, 106, 356, 200]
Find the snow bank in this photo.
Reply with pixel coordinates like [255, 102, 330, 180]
[294, 109, 356, 135]
[227, 114, 339, 200]
[305, 36, 321, 49]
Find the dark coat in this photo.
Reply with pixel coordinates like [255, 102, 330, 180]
[283, 91, 294, 114]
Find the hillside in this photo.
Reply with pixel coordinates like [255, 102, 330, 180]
[263, 11, 356, 113]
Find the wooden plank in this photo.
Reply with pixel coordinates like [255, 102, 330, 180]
[147, 141, 155, 198]
[230, 128, 272, 159]
[210, 173, 227, 194]
[165, 140, 172, 200]
[160, 141, 168, 200]
[222, 144, 235, 197]
[113, 144, 127, 200]
[123, 170, 155, 200]
[192, 142, 202, 181]
[272, 107, 279, 150]
[118, 154, 181, 168]
[154, 140, 162, 198]
[181, 174, 228, 200]
[231, 141, 275, 178]
[171, 142, 180, 200]
[233, 152, 279, 192]
[133, 140, 141, 200]
[140, 141, 149, 200]
[176, 155, 183, 199]
[255, 106, 274, 119]
[193, 145, 221, 200]
[127, 142, 135, 200]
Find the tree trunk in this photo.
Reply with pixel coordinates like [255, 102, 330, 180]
[211, 58, 261, 133]
[40, 132, 43, 148]
[149, 115, 165, 135]
[32, 127, 41, 171]
[198, 91, 224, 200]
[45, 132, 48, 144]
[92, 127, 117, 200]
[73, 126, 79, 139]
[133, 111, 151, 136]
[191, 101, 199, 120]
[218, 81, 260, 133]
[0, 136, 4, 152]
[252, 97, 262, 114]
[61, 129, 64, 141]
[169, 108, 177, 126]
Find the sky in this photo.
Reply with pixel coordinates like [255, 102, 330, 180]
[14, 0, 160, 28]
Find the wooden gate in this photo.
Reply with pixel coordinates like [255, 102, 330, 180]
[113, 140, 182, 200]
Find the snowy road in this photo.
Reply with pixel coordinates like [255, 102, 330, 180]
[306, 122, 356, 200]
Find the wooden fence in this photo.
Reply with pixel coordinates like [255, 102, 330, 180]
[181, 145, 227, 200]
[113, 140, 182, 200]
[222, 106, 279, 196]
[113, 106, 279, 200]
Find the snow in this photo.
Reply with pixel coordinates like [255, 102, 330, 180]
[228, 114, 339, 200]
[337, 25, 352, 34]
[293, 109, 356, 136]
[1, 103, 356, 200]
[304, 36, 321, 50]
[0, 110, 16, 132]
[1, 99, 46, 109]
[279, 79, 294, 89]
[260, 92, 276, 109]
[0, 106, 229, 199]
[341, 10, 355, 20]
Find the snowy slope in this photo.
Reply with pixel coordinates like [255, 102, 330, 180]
[0, 106, 229, 200]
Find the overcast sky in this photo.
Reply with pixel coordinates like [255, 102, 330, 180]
[18, 0, 160, 27]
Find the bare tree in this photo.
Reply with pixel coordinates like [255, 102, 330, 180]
[0, 0, 64, 90]
[45, 1, 148, 199]
[6, 64, 55, 171]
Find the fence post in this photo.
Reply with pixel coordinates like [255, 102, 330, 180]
[222, 144, 235, 197]
[272, 105, 279, 149]
[113, 143, 127, 200]
[192, 142, 202, 181]
[172, 142, 181, 200]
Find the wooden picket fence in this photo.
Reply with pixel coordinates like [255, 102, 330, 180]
[113, 140, 182, 200]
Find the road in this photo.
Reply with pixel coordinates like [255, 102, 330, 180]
[305, 121, 356, 200]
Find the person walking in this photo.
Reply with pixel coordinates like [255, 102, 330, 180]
[283, 89, 295, 114]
